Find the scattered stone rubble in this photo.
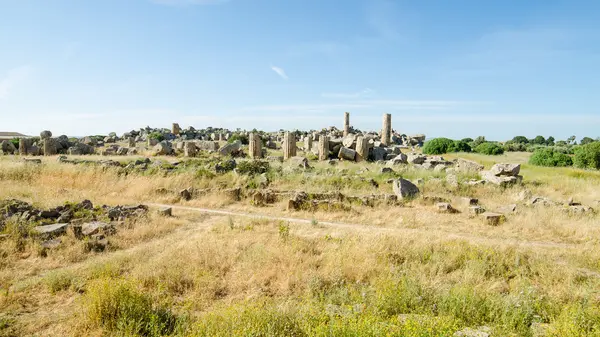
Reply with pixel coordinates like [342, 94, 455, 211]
[0, 199, 147, 253]
[1, 112, 428, 161]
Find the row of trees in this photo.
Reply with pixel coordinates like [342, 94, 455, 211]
[422, 135, 600, 170]
[529, 142, 600, 170]
[422, 137, 504, 156]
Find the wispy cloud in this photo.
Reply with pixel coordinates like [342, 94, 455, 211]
[270, 65, 289, 80]
[151, 0, 229, 6]
[0, 65, 33, 100]
[321, 88, 375, 99]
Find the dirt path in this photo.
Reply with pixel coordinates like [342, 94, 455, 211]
[147, 203, 580, 250]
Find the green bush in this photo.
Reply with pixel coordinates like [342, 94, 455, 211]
[471, 136, 487, 148]
[580, 137, 596, 145]
[573, 142, 600, 170]
[422, 138, 454, 155]
[9, 138, 20, 148]
[228, 134, 249, 145]
[148, 132, 165, 142]
[474, 142, 504, 155]
[236, 160, 270, 175]
[448, 140, 472, 153]
[526, 144, 546, 153]
[529, 148, 573, 167]
[503, 141, 527, 152]
[532, 135, 546, 145]
[461, 138, 474, 143]
[85, 278, 179, 336]
[511, 136, 529, 144]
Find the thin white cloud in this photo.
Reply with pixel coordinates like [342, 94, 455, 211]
[270, 66, 289, 80]
[151, 0, 229, 6]
[0, 65, 33, 100]
[321, 88, 375, 99]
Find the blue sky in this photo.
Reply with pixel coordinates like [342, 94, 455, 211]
[1, 0, 599, 140]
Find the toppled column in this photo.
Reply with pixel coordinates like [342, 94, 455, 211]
[343, 112, 350, 137]
[356, 136, 368, 162]
[249, 133, 262, 159]
[304, 135, 313, 152]
[381, 113, 392, 146]
[318, 135, 329, 161]
[283, 131, 296, 160]
[19, 138, 28, 155]
[172, 123, 181, 135]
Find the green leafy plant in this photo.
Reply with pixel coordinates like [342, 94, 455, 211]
[236, 160, 270, 176]
[448, 140, 471, 153]
[148, 132, 165, 142]
[573, 142, 600, 170]
[529, 148, 573, 167]
[228, 134, 249, 145]
[278, 222, 290, 241]
[474, 142, 504, 155]
[422, 138, 454, 155]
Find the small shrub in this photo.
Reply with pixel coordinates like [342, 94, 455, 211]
[471, 136, 487, 148]
[529, 148, 573, 167]
[45, 271, 76, 294]
[278, 222, 290, 241]
[422, 138, 454, 155]
[148, 132, 165, 142]
[532, 135, 546, 145]
[474, 142, 504, 155]
[9, 138, 20, 148]
[573, 142, 600, 170]
[511, 136, 529, 144]
[448, 140, 471, 153]
[236, 160, 270, 175]
[84, 278, 178, 336]
[503, 141, 527, 152]
[227, 134, 249, 145]
[579, 137, 596, 145]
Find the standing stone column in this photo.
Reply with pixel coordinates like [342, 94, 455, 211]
[184, 142, 197, 157]
[19, 139, 28, 155]
[318, 135, 329, 161]
[249, 133, 262, 159]
[356, 136, 368, 162]
[128, 137, 136, 148]
[304, 135, 313, 152]
[172, 123, 181, 135]
[43, 139, 56, 156]
[283, 131, 296, 160]
[343, 112, 350, 137]
[381, 113, 392, 146]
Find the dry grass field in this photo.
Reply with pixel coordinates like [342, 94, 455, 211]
[1, 151, 600, 336]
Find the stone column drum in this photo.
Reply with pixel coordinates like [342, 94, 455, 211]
[381, 113, 392, 146]
[318, 135, 329, 161]
[343, 112, 350, 137]
[304, 135, 312, 152]
[283, 131, 296, 160]
[249, 133, 262, 159]
[356, 136, 369, 162]
[19, 139, 28, 155]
